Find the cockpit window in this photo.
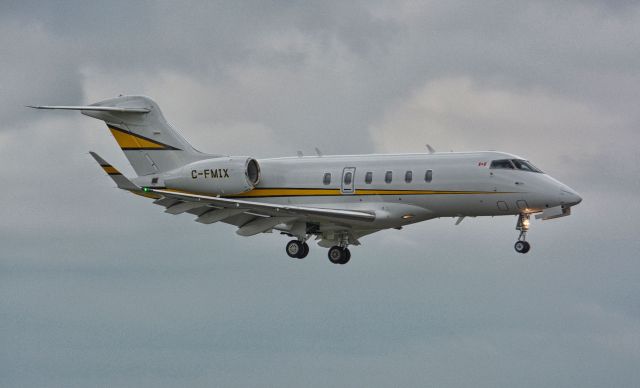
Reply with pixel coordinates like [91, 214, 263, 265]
[490, 159, 515, 169]
[512, 159, 543, 173]
[490, 159, 543, 173]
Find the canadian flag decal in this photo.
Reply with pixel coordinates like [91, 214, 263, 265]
[478, 161, 487, 167]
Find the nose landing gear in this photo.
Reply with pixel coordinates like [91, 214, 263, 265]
[514, 213, 531, 254]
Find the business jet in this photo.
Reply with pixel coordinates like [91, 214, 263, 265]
[30, 95, 582, 264]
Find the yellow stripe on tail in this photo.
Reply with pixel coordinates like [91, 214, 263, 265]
[108, 125, 179, 150]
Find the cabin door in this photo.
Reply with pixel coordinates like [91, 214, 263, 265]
[341, 167, 356, 194]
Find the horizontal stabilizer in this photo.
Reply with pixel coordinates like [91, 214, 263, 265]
[28, 105, 150, 113]
[30, 95, 214, 176]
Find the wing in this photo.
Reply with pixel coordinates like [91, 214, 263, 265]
[88, 153, 377, 240]
[142, 188, 377, 240]
[149, 188, 375, 222]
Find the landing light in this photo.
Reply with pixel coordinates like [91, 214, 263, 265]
[402, 214, 414, 220]
[522, 218, 530, 228]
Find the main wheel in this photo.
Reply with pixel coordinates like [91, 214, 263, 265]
[328, 246, 345, 264]
[340, 248, 351, 265]
[298, 242, 310, 259]
[514, 240, 531, 254]
[286, 240, 304, 258]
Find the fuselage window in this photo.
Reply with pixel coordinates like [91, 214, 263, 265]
[490, 159, 515, 169]
[344, 171, 352, 185]
[365, 171, 373, 184]
[385, 171, 393, 184]
[405, 170, 412, 183]
[323, 172, 331, 185]
[425, 169, 432, 182]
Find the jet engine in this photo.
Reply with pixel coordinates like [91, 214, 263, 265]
[163, 156, 260, 195]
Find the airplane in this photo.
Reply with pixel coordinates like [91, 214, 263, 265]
[30, 95, 582, 264]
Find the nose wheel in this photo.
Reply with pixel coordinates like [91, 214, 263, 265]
[286, 240, 309, 259]
[514, 240, 530, 254]
[514, 213, 531, 254]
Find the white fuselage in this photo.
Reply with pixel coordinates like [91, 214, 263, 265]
[217, 151, 581, 230]
[132, 150, 582, 235]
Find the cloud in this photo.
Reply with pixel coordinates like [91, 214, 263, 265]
[370, 77, 609, 156]
[1, 2, 640, 387]
[0, 21, 83, 129]
[369, 77, 637, 192]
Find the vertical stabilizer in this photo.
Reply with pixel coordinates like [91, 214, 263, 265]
[81, 95, 213, 176]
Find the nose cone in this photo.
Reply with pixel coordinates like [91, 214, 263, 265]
[542, 175, 583, 208]
[560, 186, 582, 206]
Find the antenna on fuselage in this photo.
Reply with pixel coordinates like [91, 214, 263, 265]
[297, 151, 303, 158]
[426, 144, 436, 154]
[314, 147, 323, 157]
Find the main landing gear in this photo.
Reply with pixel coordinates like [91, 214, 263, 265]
[284, 235, 352, 264]
[514, 213, 531, 254]
[286, 240, 309, 259]
[328, 246, 351, 265]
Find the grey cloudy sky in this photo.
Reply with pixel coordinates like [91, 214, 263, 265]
[1, 1, 639, 387]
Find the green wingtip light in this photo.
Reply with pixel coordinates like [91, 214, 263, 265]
[142, 187, 150, 192]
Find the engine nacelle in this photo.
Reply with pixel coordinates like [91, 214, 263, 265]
[163, 156, 260, 195]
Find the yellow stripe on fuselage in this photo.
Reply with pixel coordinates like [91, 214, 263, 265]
[157, 187, 510, 199]
[233, 188, 342, 197]
[232, 188, 506, 197]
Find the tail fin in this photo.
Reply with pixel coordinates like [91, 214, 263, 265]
[32, 95, 213, 176]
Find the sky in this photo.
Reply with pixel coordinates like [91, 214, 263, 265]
[1, 1, 639, 387]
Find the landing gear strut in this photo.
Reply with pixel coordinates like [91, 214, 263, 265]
[328, 246, 350, 264]
[514, 213, 531, 254]
[286, 240, 309, 259]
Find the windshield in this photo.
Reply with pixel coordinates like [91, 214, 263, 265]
[490, 159, 543, 173]
[512, 159, 543, 173]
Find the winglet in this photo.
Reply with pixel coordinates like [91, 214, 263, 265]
[89, 151, 139, 191]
